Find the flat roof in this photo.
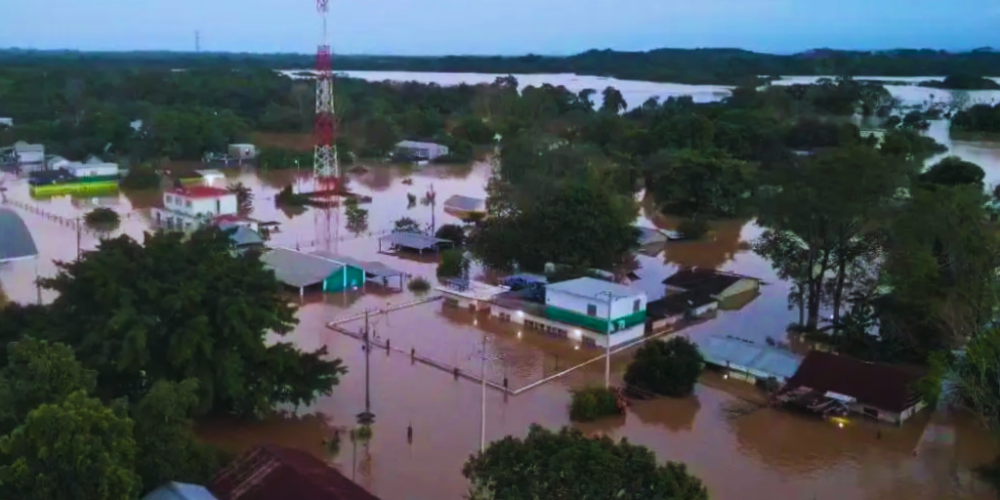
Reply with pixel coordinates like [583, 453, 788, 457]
[545, 277, 642, 300]
[261, 247, 343, 288]
[170, 186, 232, 199]
[379, 231, 452, 251]
[396, 140, 446, 148]
[0, 208, 38, 263]
[663, 268, 753, 296]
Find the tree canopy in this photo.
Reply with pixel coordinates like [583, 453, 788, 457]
[624, 337, 704, 398]
[37, 227, 345, 416]
[463, 425, 708, 500]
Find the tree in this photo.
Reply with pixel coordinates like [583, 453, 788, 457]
[361, 115, 401, 157]
[227, 182, 254, 215]
[39, 228, 346, 416]
[955, 328, 1000, 430]
[0, 338, 97, 432]
[919, 156, 985, 188]
[434, 224, 466, 247]
[569, 386, 621, 422]
[0, 392, 141, 500]
[646, 149, 756, 218]
[600, 86, 627, 114]
[131, 379, 222, 494]
[437, 249, 468, 279]
[345, 198, 369, 236]
[393, 216, 421, 233]
[624, 337, 704, 397]
[463, 425, 707, 500]
[756, 146, 910, 329]
[469, 175, 638, 272]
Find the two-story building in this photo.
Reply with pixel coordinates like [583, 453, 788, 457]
[488, 277, 647, 348]
[152, 186, 239, 231]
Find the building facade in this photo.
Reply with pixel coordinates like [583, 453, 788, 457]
[152, 187, 239, 231]
[542, 278, 647, 347]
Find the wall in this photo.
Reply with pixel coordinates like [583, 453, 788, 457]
[546, 290, 611, 319]
[165, 194, 238, 217]
[491, 304, 644, 348]
[324, 266, 366, 293]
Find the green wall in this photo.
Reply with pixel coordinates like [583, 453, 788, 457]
[543, 306, 646, 334]
[324, 265, 366, 293]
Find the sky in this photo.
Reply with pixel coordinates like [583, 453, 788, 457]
[0, 0, 997, 55]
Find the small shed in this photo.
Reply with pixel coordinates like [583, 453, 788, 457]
[228, 144, 257, 159]
[663, 268, 760, 301]
[260, 247, 365, 296]
[13, 141, 44, 164]
[310, 251, 406, 288]
[143, 482, 218, 500]
[378, 231, 453, 254]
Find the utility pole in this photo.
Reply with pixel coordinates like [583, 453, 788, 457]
[469, 334, 502, 453]
[76, 216, 82, 260]
[195, 30, 201, 52]
[357, 308, 375, 426]
[599, 291, 618, 388]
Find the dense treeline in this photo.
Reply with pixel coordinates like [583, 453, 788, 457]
[2, 48, 1000, 84]
[953, 103, 1000, 133]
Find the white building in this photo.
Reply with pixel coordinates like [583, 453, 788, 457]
[228, 144, 257, 159]
[152, 186, 239, 231]
[12, 142, 44, 164]
[64, 161, 119, 178]
[0, 118, 12, 128]
[490, 277, 647, 348]
[395, 140, 449, 161]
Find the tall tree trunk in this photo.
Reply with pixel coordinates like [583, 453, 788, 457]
[807, 248, 832, 331]
[832, 253, 848, 326]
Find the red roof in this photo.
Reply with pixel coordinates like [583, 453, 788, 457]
[210, 445, 382, 500]
[172, 186, 232, 199]
[785, 351, 925, 413]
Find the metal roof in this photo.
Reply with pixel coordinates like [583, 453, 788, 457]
[396, 140, 446, 149]
[261, 248, 343, 288]
[545, 277, 643, 300]
[310, 251, 404, 279]
[143, 482, 218, 500]
[221, 225, 264, 247]
[443, 195, 485, 213]
[699, 336, 802, 381]
[0, 208, 38, 263]
[379, 231, 452, 251]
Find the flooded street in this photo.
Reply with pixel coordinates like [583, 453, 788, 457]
[3, 75, 1000, 499]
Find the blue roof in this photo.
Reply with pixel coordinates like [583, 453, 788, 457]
[699, 336, 803, 381]
[142, 482, 218, 500]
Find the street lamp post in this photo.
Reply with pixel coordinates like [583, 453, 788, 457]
[598, 291, 618, 388]
[469, 334, 503, 453]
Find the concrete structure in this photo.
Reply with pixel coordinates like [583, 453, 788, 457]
[64, 161, 119, 179]
[394, 140, 449, 161]
[699, 336, 803, 384]
[663, 268, 760, 301]
[227, 143, 257, 159]
[153, 186, 239, 231]
[260, 247, 366, 296]
[142, 482, 218, 500]
[12, 141, 44, 164]
[542, 277, 647, 347]
[784, 351, 927, 425]
[195, 169, 225, 186]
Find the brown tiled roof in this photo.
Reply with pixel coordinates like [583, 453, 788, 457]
[662, 268, 745, 296]
[210, 445, 381, 500]
[785, 351, 925, 413]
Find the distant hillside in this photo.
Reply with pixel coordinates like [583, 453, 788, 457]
[2, 47, 999, 85]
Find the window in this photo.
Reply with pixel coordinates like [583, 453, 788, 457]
[587, 304, 597, 316]
[165, 195, 172, 204]
[216, 199, 221, 214]
[185, 200, 192, 208]
[633, 299, 641, 313]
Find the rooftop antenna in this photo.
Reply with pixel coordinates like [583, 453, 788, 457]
[195, 30, 201, 52]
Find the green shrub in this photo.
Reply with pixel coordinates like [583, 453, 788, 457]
[408, 276, 431, 293]
[624, 337, 704, 397]
[120, 164, 160, 190]
[435, 224, 466, 246]
[437, 249, 466, 279]
[569, 386, 622, 422]
[84, 207, 120, 226]
[275, 185, 309, 207]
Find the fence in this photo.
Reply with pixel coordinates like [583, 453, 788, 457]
[1, 198, 103, 237]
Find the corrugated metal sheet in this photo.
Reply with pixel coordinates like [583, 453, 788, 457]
[260, 248, 342, 288]
[699, 336, 802, 381]
[546, 277, 641, 300]
[0, 208, 38, 262]
[142, 482, 219, 500]
[379, 231, 451, 251]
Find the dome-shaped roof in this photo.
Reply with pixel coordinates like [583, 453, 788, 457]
[0, 208, 38, 262]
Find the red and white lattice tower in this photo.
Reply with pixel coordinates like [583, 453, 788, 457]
[313, 0, 340, 251]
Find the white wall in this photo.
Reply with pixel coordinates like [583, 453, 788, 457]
[164, 193, 238, 217]
[545, 290, 645, 320]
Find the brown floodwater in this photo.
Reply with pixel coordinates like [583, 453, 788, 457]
[4, 81, 1000, 499]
